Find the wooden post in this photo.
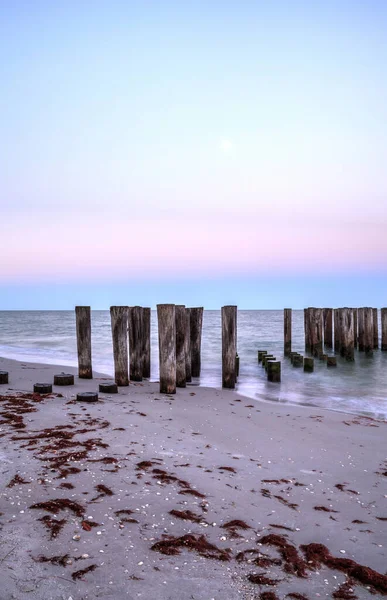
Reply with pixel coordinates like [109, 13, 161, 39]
[128, 306, 143, 381]
[327, 356, 337, 367]
[304, 357, 314, 372]
[75, 306, 92, 379]
[110, 306, 129, 386]
[309, 308, 323, 357]
[334, 309, 341, 353]
[265, 357, 277, 372]
[184, 308, 192, 382]
[323, 308, 333, 349]
[364, 307, 373, 356]
[258, 350, 267, 363]
[292, 354, 303, 368]
[381, 308, 387, 351]
[340, 307, 354, 361]
[358, 308, 365, 351]
[190, 307, 203, 377]
[373, 308, 379, 349]
[142, 308, 151, 378]
[267, 361, 281, 382]
[304, 308, 311, 352]
[353, 308, 358, 349]
[157, 304, 176, 394]
[222, 306, 237, 389]
[175, 305, 186, 388]
[284, 308, 292, 356]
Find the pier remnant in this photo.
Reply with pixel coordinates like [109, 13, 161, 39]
[358, 308, 365, 351]
[340, 308, 354, 361]
[184, 308, 192, 382]
[175, 305, 187, 388]
[292, 354, 303, 368]
[190, 308, 203, 377]
[128, 306, 144, 381]
[309, 308, 323, 357]
[0, 371, 9, 384]
[304, 357, 314, 372]
[364, 307, 374, 356]
[33, 383, 52, 394]
[76, 392, 98, 403]
[353, 308, 358, 349]
[99, 382, 118, 394]
[142, 308, 151, 378]
[267, 361, 281, 382]
[327, 356, 337, 367]
[53, 373, 74, 386]
[323, 308, 333, 348]
[304, 308, 311, 352]
[110, 306, 129, 386]
[157, 304, 176, 394]
[382, 308, 387, 351]
[221, 305, 237, 389]
[284, 308, 292, 356]
[334, 309, 341, 353]
[373, 308, 379, 349]
[75, 306, 93, 379]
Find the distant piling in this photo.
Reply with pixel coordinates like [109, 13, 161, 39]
[353, 308, 358, 349]
[309, 308, 323, 357]
[304, 309, 311, 352]
[334, 309, 341, 353]
[110, 306, 129, 386]
[327, 356, 337, 367]
[364, 307, 374, 356]
[284, 308, 292, 356]
[128, 306, 144, 381]
[175, 305, 187, 388]
[221, 305, 237, 389]
[358, 308, 365, 351]
[142, 308, 151, 378]
[75, 306, 92, 379]
[304, 357, 314, 372]
[381, 308, 387, 351]
[184, 308, 192, 382]
[267, 361, 281, 382]
[190, 307, 203, 377]
[323, 308, 333, 349]
[340, 307, 354, 361]
[157, 304, 176, 394]
[373, 308, 379, 349]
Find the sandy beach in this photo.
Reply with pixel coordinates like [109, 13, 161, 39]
[0, 355, 386, 600]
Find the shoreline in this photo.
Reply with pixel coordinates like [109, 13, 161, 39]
[0, 356, 386, 599]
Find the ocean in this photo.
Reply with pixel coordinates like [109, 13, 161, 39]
[0, 310, 386, 419]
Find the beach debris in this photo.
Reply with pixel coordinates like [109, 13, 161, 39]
[259, 534, 308, 578]
[30, 498, 85, 517]
[71, 564, 97, 580]
[151, 534, 231, 561]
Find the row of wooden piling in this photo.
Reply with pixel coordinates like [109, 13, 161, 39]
[75, 305, 204, 394]
[284, 307, 387, 362]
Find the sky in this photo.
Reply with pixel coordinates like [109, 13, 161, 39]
[1, 1, 386, 308]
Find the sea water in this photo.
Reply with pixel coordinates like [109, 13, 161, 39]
[0, 310, 386, 419]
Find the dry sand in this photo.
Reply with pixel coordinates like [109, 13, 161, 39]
[0, 356, 386, 600]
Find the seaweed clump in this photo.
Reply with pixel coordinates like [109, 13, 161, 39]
[151, 534, 231, 561]
[260, 534, 308, 578]
[30, 498, 85, 517]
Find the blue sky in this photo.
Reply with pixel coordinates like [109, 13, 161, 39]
[1, 1, 386, 308]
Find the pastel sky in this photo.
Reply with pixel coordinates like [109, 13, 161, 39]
[1, 1, 386, 308]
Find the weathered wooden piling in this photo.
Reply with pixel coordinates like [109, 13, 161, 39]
[340, 308, 354, 361]
[190, 307, 203, 378]
[0, 371, 9, 384]
[53, 373, 74, 386]
[327, 356, 337, 367]
[175, 305, 187, 388]
[304, 308, 311, 352]
[128, 306, 144, 381]
[34, 383, 52, 394]
[267, 361, 281, 382]
[364, 307, 374, 356]
[304, 357, 314, 372]
[265, 357, 277, 372]
[292, 354, 303, 368]
[284, 308, 292, 356]
[309, 308, 323, 357]
[75, 306, 93, 379]
[142, 308, 151, 378]
[381, 308, 387, 351]
[258, 350, 267, 363]
[373, 308, 379, 349]
[221, 306, 237, 389]
[157, 304, 176, 394]
[184, 308, 192, 382]
[99, 382, 118, 394]
[353, 308, 358, 349]
[235, 354, 240, 378]
[110, 306, 129, 386]
[262, 354, 275, 367]
[358, 308, 365, 351]
[323, 308, 333, 349]
[334, 309, 341, 353]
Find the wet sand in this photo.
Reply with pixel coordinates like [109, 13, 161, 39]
[0, 356, 386, 600]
